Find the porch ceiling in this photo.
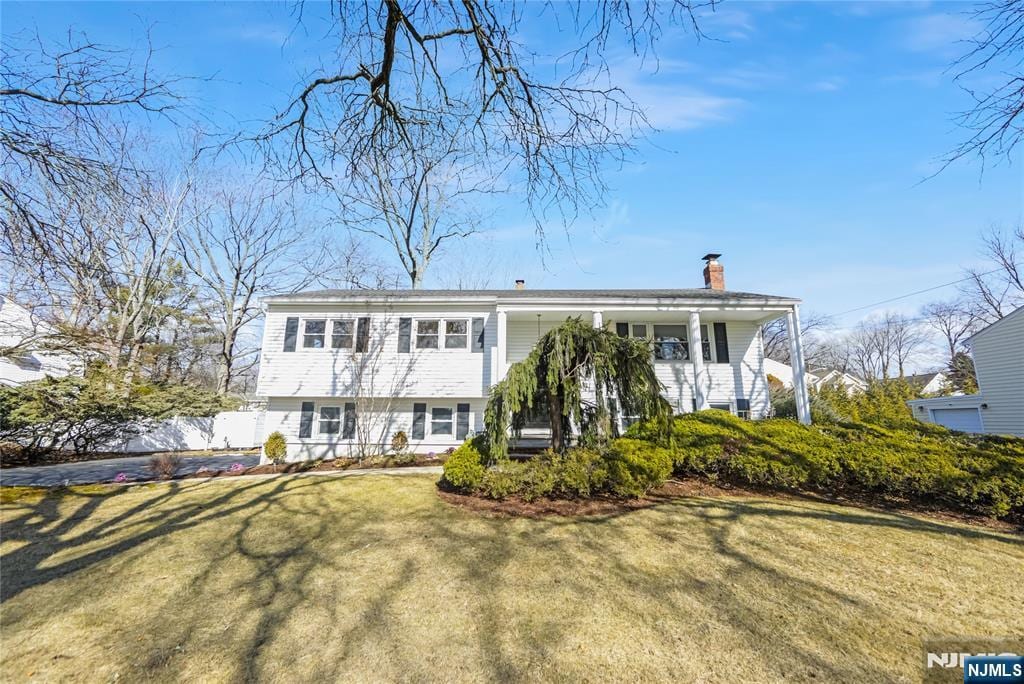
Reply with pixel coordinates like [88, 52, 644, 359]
[503, 308, 788, 324]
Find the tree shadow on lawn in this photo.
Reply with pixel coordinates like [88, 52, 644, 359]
[2, 475, 1021, 682]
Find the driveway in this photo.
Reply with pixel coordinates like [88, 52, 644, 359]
[0, 453, 261, 487]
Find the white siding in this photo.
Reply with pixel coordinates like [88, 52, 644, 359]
[970, 308, 1024, 437]
[257, 304, 497, 398]
[263, 396, 487, 461]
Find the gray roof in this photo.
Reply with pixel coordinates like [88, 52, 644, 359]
[263, 288, 799, 304]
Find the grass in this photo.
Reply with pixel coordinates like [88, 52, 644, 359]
[1, 474, 1021, 682]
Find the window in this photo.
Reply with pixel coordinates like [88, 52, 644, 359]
[653, 324, 689, 360]
[431, 407, 453, 435]
[445, 320, 468, 349]
[701, 324, 713, 362]
[331, 320, 354, 349]
[416, 320, 439, 349]
[319, 406, 341, 435]
[710, 403, 732, 414]
[631, 323, 648, 339]
[303, 320, 326, 348]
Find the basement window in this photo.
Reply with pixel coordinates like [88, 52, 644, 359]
[431, 407, 453, 435]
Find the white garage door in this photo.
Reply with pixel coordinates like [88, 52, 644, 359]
[931, 408, 983, 433]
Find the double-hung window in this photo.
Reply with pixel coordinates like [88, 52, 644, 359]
[431, 407, 453, 435]
[331, 320, 354, 349]
[700, 324, 713, 362]
[416, 320, 439, 349]
[652, 324, 689, 361]
[303, 320, 326, 348]
[319, 406, 341, 435]
[445, 320, 468, 349]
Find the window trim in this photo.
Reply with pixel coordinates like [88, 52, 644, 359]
[416, 319, 440, 350]
[615, 320, 727, 363]
[430, 406, 454, 435]
[331, 318, 355, 350]
[318, 405, 342, 435]
[302, 319, 327, 349]
[444, 319, 469, 349]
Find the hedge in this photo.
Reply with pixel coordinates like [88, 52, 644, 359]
[629, 410, 1024, 520]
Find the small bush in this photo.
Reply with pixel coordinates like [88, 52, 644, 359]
[147, 453, 182, 480]
[604, 438, 673, 497]
[263, 431, 287, 463]
[441, 438, 487, 490]
[391, 430, 409, 454]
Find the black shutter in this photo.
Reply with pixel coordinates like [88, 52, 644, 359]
[472, 318, 485, 352]
[355, 316, 370, 352]
[283, 317, 299, 352]
[398, 318, 412, 353]
[615, 322, 629, 337]
[456, 403, 470, 439]
[412, 403, 426, 439]
[299, 401, 314, 438]
[343, 402, 356, 438]
[713, 322, 729, 363]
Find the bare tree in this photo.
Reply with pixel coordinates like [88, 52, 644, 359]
[259, 1, 710, 241]
[842, 313, 929, 380]
[960, 225, 1024, 321]
[945, 0, 1024, 168]
[761, 311, 831, 364]
[921, 299, 982, 360]
[1, 28, 181, 241]
[340, 144, 484, 288]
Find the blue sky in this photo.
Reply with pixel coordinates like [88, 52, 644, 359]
[4, 1, 1021, 331]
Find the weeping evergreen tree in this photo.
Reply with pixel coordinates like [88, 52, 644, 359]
[484, 317, 672, 460]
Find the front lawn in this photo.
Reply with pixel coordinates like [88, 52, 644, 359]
[1, 474, 1021, 682]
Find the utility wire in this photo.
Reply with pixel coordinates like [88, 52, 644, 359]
[830, 264, 1017, 318]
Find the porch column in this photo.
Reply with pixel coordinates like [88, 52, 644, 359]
[591, 310, 604, 329]
[689, 310, 710, 411]
[786, 305, 812, 425]
[496, 310, 508, 380]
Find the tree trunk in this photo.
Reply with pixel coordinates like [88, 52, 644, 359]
[548, 390, 564, 452]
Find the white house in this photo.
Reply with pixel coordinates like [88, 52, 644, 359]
[0, 296, 76, 387]
[904, 371, 948, 396]
[908, 306, 1023, 436]
[763, 359, 867, 394]
[255, 256, 813, 460]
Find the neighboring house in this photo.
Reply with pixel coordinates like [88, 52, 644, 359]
[255, 255, 814, 460]
[0, 296, 75, 387]
[904, 371, 948, 395]
[807, 367, 868, 393]
[908, 306, 1023, 436]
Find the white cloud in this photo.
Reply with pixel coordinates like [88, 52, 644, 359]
[809, 77, 845, 92]
[697, 8, 757, 40]
[903, 12, 980, 55]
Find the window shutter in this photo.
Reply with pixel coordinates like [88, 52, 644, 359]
[412, 403, 426, 439]
[298, 401, 314, 438]
[713, 322, 729, 363]
[355, 316, 370, 352]
[398, 318, 412, 353]
[615, 322, 629, 337]
[456, 403, 470, 439]
[283, 317, 299, 352]
[472, 317, 485, 352]
[343, 402, 356, 439]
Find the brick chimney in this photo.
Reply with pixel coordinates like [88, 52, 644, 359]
[702, 253, 725, 290]
[514, 279, 526, 290]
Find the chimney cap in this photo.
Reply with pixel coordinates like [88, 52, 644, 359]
[702, 253, 722, 262]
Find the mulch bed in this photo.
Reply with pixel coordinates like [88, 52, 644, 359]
[437, 478, 1023, 533]
[179, 455, 445, 480]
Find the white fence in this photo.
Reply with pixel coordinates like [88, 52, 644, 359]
[103, 411, 265, 453]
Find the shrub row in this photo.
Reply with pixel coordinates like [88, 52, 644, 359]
[441, 436, 672, 501]
[629, 410, 1024, 519]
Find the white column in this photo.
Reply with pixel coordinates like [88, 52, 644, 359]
[496, 310, 508, 381]
[591, 310, 604, 329]
[689, 310, 709, 411]
[786, 305, 812, 425]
